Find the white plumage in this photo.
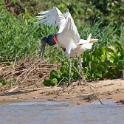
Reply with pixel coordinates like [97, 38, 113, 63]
[37, 7, 98, 59]
[37, 7, 98, 86]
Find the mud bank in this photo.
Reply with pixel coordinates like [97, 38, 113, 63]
[0, 79, 124, 105]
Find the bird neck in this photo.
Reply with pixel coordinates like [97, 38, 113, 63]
[53, 34, 66, 52]
[53, 34, 58, 43]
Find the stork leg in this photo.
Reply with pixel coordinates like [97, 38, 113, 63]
[67, 58, 72, 87]
[78, 55, 83, 85]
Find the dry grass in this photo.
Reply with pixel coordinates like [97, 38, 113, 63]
[0, 57, 58, 94]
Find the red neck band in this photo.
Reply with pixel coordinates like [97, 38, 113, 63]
[53, 34, 58, 43]
[53, 34, 66, 51]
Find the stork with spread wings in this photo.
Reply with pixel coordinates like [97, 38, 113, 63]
[36, 7, 98, 86]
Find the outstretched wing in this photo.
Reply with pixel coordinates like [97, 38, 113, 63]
[36, 7, 66, 33]
[61, 11, 80, 43]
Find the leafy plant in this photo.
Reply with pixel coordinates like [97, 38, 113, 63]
[0, 76, 16, 87]
[83, 42, 124, 80]
[43, 78, 58, 86]
[0, 76, 5, 86]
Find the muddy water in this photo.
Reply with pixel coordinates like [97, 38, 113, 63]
[0, 100, 124, 124]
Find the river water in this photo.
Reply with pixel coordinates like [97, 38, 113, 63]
[0, 100, 124, 124]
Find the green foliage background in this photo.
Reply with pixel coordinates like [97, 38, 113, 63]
[0, 0, 124, 86]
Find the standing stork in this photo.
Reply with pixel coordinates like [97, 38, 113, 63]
[36, 7, 98, 86]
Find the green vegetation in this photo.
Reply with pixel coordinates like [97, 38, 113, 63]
[0, 0, 124, 86]
[44, 42, 124, 86]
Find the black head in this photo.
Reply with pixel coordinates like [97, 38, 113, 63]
[39, 35, 56, 57]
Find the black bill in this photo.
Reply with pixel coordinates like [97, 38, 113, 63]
[40, 37, 47, 57]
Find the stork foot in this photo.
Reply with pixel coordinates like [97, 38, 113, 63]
[78, 76, 82, 86]
[67, 82, 71, 88]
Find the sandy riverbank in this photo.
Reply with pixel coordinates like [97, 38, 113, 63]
[0, 79, 124, 105]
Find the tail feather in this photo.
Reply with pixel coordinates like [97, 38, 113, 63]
[79, 33, 98, 44]
[90, 39, 98, 43]
[87, 33, 92, 42]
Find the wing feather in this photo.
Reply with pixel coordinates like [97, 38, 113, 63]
[36, 7, 66, 28]
[61, 11, 80, 43]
